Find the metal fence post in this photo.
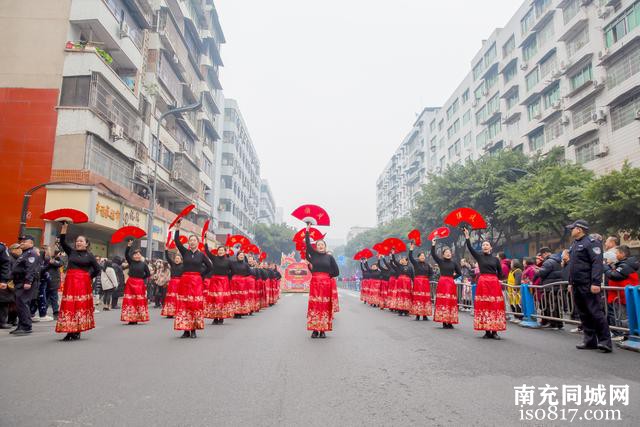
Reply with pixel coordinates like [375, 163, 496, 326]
[619, 285, 640, 352]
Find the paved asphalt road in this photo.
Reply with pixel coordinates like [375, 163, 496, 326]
[1, 290, 639, 427]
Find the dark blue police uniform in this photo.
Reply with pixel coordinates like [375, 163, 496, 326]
[11, 243, 40, 334]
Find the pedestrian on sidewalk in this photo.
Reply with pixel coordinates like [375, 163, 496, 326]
[100, 259, 118, 311]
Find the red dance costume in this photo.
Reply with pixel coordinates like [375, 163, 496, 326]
[162, 249, 183, 317]
[410, 276, 433, 316]
[331, 277, 340, 313]
[231, 275, 250, 315]
[466, 239, 506, 332]
[204, 275, 234, 319]
[305, 231, 340, 332]
[431, 245, 462, 324]
[121, 246, 151, 323]
[389, 254, 413, 312]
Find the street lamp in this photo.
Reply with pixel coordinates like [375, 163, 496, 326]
[147, 97, 202, 261]
[18, 181, 80, 239]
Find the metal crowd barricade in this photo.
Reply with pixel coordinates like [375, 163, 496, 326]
[620, 285, 640, 352]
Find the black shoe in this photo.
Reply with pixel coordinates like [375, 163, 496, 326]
[319, 331, 326, 338]
[181, 331, 191, 338]
[218, 319, 224, 325]
[597, 344, 612, 353]
[12, 329, 32, 336]
[72, 333, 81, 340]
[482, 331, 492, 339]
[62, 333, 74, 341]
[190, 330, 197, 339]
[0, 323, 12, 329]
[491, 332, 501, 340]
[576, 343, 598, 350]
[127, 322, 137, 325]
[9, 327, 22, 334]
[415, 315, 420, 321]
[167, 315, 174, 319]
[311, 331, 319, 339]
[423, 316, 429, 321]
[212, 319, 219, 325]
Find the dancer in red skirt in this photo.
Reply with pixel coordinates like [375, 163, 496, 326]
[305, 225, 339, 338]
[366, 262, 382, 308]
[230, 252, 252, 318]
[359, 260, 370, 304]
[173, 224, 212, 338]
[203, 243, 233, 324]
[269, 263, 282, 304]
[385, 256, 400, 311]
[431, 239, 462, 329]
[377, 255, 390, 310]
[408, 242, 433, 321]
[464, 228, 506, 339]
[246, 256, 259, 314]
[121, 240, 151, 324]
[56, 224, 101, 341]
[162, 249, 183, 317]
[389, 251, 414, 316]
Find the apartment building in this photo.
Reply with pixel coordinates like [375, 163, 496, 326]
[219, 99, 261, 238]
[0, 0, 225, 256]
[258, 179, 276, 225]
[377, 0, 640, 225]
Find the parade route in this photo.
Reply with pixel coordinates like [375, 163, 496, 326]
[2, 290, 640, 426]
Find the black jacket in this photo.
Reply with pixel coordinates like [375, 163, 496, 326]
[605, 257, 640, 282]
[11, 247, 40, 288]
[535, 253, 564, 285]
[568, 235, 603, 286]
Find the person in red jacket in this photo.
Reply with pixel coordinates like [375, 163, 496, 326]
[604, 245, 639, 341]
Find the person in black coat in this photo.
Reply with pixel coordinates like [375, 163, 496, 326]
[110, 256, 126, 309]
[0, 242, 14, 329]
[11, 235, 41, 335]
[534, 247, 564, 329]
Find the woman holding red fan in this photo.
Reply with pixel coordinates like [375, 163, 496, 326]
[463, 227, 506, 339]
[359, 259, 371, 305]
[431, 239, 462, 329]
[408, 242, 433, 321]
[203, 242, 234, 324]
[229, 252, 252, 318]
[162, 249, 183, 318]
[121, 240, 151, 325]
[377, 256, 391, 310]
[56, 223, 101, 341]
[305, 224, 339, 338]
[173, 222, 212, 338]
[388, 251, 414, 316]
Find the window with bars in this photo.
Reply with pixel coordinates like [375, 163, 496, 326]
[487, 93, 500, 115]
[543, 84, 560, 109]
[539, 52, 557, 79]
[544, 116, 564, 142]
[563, 0, 580, 24]
[527, 98, 541, 120]
[572, 101, 595, 129]
[575, 139, 600, 164]
[567, 25, 589, 58]
[528, 129, 545, 151]
[503, 35, 515, 58]
[606, 46, 640, 89]
[604, 1, 640, 47]
[88, 135, 133, 189]
[611, 92, 640, 131]
[570, 63, 593, 91]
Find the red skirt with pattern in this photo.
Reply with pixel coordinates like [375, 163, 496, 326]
[387, 276, 398, 309]
[231, 275, 251, 315]
[331, 278, 340, 313]
[55, 269, 95, 333]
[433, 276, 459, 324]
[360, 278, 369, 302]
[246, 276, 258, 312]
[410, 276, 433, 316]
[370, 279, 381, 306]
[267, 278, 276, 305]
[204, 275, 234, 319]
[307, 273, 334, 332]
[474, 274, 506, 331]
[258, 279, 268, 309]
[121, 277, 149, 323]
[174, 272, 205, 330]
[395, 275, 413, 311]
[161, 277, 180, 317]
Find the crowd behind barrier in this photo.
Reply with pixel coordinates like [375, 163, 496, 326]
[338, 277, 640, 351]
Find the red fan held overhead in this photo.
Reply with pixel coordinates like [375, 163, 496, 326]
[228, 249, 235, 256]
[168, 235, 188, 249]
[201, 219, 210, 243]
[226, 234, 250, 247]
[168, 204, 195, 229]
[41, 209, 88, 224]
[291, 204, 330, 226]
[427, 226, 451, 241]
[110, 226, 146, 244]
[383, 237, 407, 253]
[353, 248, 374, 260]
[292, 227, 325, 243]
[246, 244, 261, 255]
[373, 242, 391, 256]
[259, 252, 267, 262]
[444, 207, 487, 230]
[408, 229, 422, 246]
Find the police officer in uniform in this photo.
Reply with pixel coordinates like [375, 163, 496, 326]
[567, 220, 612, 353]
[0, 242, 13, 328]
[10, 235, 41, 336]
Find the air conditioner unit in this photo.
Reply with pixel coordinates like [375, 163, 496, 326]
[598, 49, 610, 61]
[592, 77, 606, 89]
[533, 112, 542, 120]
[591, 109, 607, 124]
[560, 115, 570, 125]
[597, 6, 613, 19]
[111, 124, 124, 139]
[472, 99, 478, 107]
[520, 62, 528, 71]
[552, 100, 562, 110]
[119, 21, 130, 39]
[551, 69, 562, 79]
[634, 109, 640, 120]
[172, 54, 179, 64]
[595, 145, 609, 157]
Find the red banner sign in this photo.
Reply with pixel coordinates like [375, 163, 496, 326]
[282, 262, 311, 293]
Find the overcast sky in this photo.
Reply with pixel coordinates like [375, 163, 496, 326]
[216, 0, 523, 242]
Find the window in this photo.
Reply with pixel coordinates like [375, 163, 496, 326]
[504, 62, 517, 84]
[448, 144, 456, 160]
[570, 63, 593, 90]
[430, 119, 436, 132]
[506, 89, 520, 110]
[473, 59, 485, 81]
[543, 84, 560, 109]
[447, 124, 455, 139]
[487, 93, 500, 115]
[523, 37, 538, 62]
[463, 132, 472, 147]
[60, 76, 90, 106]
[88, 136, 133, 189]
[521, 8, 534, 35]
[202, 157, 213, 176]
[572, 101, 596, 129]
[502, 35, 515, 58]
[488, 119, 501, 139]
[575, 139, 600, 164]
[485, 68, 498, 90]
[604, 2, 640, 47]
[438, 120, 444, 131]
[454, 139, 461, 156]
[606, 46, 640, 89]
[446, 99, 459, 121]
[544, 115, 564, 142]
[611, 92, 640, 131]
[526, 68, 540, 91]
[563, 0, 580, 24]
[527, 98, 541, 120]
[476, 128, 488, 148]
[438, 137, 444, 149]
[462, 89, 470, 103]
[474, 82, 486, 101]
[535, 0, 551, 18]
[538, 18, 555, 47]
[528, 129, 545, 151]
[463, 109, 471, 125]
[484, 43, 497, 67]
[539, 52, 557, 79]
[476, 105, 487, 124]
[567, 25, 589, 57]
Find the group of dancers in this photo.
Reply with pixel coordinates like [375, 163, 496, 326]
[53, 221, 281, 341]
[359, 228, 507, 339]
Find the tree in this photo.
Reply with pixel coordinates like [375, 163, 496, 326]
[495, 163, 593, 245]
[252, 223, 297, 263]
[578, 162, 640, 239]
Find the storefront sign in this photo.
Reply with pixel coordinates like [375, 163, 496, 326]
[283, 262, 311, 293]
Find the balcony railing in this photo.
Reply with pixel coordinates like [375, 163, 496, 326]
[172, 152, 200, 191]
[89, 72, 142, 141]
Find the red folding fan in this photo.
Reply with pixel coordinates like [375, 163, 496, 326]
[226, 234, 250, 247]
[373, 242, 391, 256]
[427, 226, 451, 241]
[110, 226, 146, 244]
[41, 208, 88, 224]
[292, 227, 325, 242]
[201, 219, 210, 242]
[383, 237, 407, 253]
[291, 204, 331, 226]
[168, 235, 188, 249]
[168, 204, 195, 229]
[228, 249, 235, 256]
[259, 252, 267, 262]
[360, 248, 373, 259]
[444, 207, 487, 230]
[408, 229, 422, 246]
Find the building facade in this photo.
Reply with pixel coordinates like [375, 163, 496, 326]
[219, 98, 261, 238]
[258, 179, 276, 225]
[377, 0, 640, 225]
[1, 0, 226, 256]
[346, 226, 373, 243]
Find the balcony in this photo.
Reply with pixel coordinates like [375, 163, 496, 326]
[69, 0, 143, 70]
[172, 152, 200, 191]
[558, 8, 589, 42]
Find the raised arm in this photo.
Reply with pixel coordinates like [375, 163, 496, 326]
[59, 233, 73, 256]
[203, 243, 216, 263]
[430, 244, 443, 266]
[330, 256, 340, 278]
[174, 229, 187, 257]
[305, 230, 317, 258]
[408, 249, 418, 268]
[164, 250, 175, 268]
[124, 245, 133, 265]
[465, 238, 481, 262]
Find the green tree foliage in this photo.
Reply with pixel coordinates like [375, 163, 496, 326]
[578, 162, 640, 239]
[252, 223, 297, 263]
